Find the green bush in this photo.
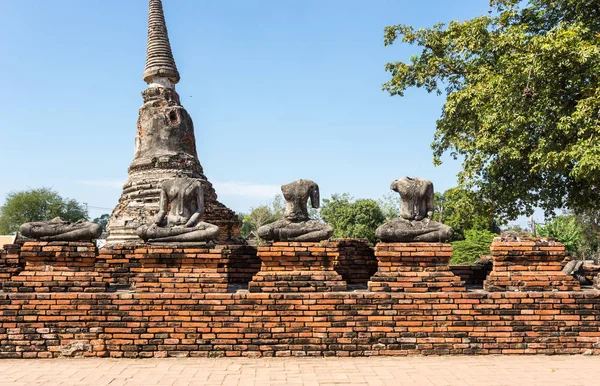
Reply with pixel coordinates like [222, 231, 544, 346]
[451, 229, 498, 265]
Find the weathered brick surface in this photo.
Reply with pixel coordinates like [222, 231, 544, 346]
[97, 244, 228, 293]
[369, 243, 466, 292]
[0, 291, 599, 358]
[0, 244, 22, 288]
[485, 238, 581, 292]
[3, 242, 106, 293]
[248, 242, 347, 292]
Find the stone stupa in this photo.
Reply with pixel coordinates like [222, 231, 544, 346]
[106, 0, 240, 244]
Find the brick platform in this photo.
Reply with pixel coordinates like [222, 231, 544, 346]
[97, 244, 229, 293]
[1, 291, 599, 358]
[484, 238, 581, 291]
[368, 243, 466, 292]
[248, 242, 347, 292]
[3, 242, 106, 293]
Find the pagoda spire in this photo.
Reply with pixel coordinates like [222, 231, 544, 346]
[142, 0, 180, 87]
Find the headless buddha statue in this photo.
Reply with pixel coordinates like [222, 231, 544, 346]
[257, 179, 333, 242]
[137, 176, 219, 243]
[20, 217, 102, 241]
[375, 177, 453, 242]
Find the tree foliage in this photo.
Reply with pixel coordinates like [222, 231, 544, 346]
[434, 188, 502, 240]
[92, 214, 110, 233]
[321, 194, 386, 244]
[384, 0, 600, 219]
[377, 192, 401, 221]
[240, 195, 285, 239]
[0, 188, 88, 234]
[451, 229, 498, 265]
[537, 214, 599, 258]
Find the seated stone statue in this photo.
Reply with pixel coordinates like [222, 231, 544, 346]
[20, 217, 102, 241]
[376, 177, 453, 242]
[257, 179, 333, 242]
[136, 175, 220, 243]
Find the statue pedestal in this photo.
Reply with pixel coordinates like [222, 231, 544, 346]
[4, 242, 106, 293]
[98, 244, 229, 293]
[484, 238, 581, 291]
[368, 243, 466, 292]
[248, 242, 347, 292]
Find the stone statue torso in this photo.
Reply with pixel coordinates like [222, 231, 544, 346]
[395, 177, 433, 221]
[282, 180, 314, 222]
[161, 177, 201, 226]
[375, 176, 453, 243]
[257, 179, 333, 242]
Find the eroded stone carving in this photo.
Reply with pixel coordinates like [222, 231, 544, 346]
[19, 218, 102, 241]
[376, 177, 453, 242]
[257, 179, 333, 242]
[137, 175, 219, 242]
[562, 259, 588, 284]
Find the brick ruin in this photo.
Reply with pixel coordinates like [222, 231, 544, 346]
[1, 237, 599, 358]
[3, 0, 599, 359]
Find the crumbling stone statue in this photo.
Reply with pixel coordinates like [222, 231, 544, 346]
[376, 177, 453, 242]
[137, 175, 219, 242]
[257, 179, 333, 242]
[562, 259, 588, 285]
[20, 218, 102, 241]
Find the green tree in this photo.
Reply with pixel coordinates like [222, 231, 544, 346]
[321, 194, 386, 244]
[92, 214, 110, 233]
[433, 188, 502, 240]
[384, 0, 600, 220]
[537, 215, 587, 257]
[0, 188, 88, 234]
[377, 192, 401, 221]
[451, 229, 498, 265]
[241, 195, 285, 239]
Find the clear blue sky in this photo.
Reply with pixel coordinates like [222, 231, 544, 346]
[1, 0, 503, 221]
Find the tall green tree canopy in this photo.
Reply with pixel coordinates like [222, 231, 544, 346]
[320, 194, 386, 244]
[0, 188, 88, 234]
[384, 0, 600, 220]
[434, 187, 502, 239]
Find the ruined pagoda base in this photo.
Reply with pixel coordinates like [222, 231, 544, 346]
[105, 86, 241, 245]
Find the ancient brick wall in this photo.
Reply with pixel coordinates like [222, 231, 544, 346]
[96, 244, 229, 293]
[1, 291, 599, 358]
[3, 242, 106, 293]
[1, 238, 598, 358]
[0, 244, 22, 289]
